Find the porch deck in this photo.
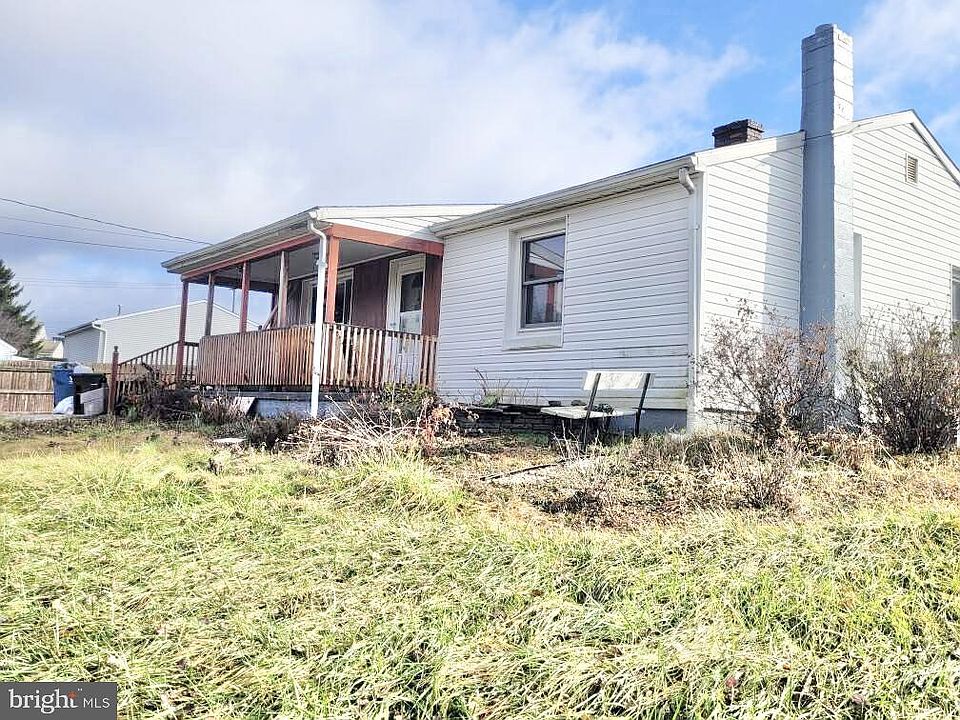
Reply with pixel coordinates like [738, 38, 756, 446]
[196, 323, 438, 390]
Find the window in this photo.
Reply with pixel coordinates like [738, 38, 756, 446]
[520, 233, 565, 327]
[334, 276, 353, 324]
[905, 155, 919, 184]
[307, 271, 353, 324]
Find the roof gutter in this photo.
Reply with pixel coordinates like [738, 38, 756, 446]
[431, 156, 696, 238]
[162, 209, 319, 277]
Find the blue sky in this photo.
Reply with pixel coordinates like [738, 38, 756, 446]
[1, 0, 959, 337]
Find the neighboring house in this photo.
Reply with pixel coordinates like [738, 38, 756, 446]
[59, 302, 248, 363]
[0, 337, 18, 361]
[34, 325, 64, 360]
[161, 24, 960, 429]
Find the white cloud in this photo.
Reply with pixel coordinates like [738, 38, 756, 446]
[856, 0, 960, 116]
[0, 0, 747, 331]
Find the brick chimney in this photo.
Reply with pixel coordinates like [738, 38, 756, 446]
[712, 119, 764, 148]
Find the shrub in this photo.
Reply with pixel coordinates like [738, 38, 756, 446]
[698, 302, 837, 443]
[245, 413, 304, 451]
[287, 390, 458, 466]
[844, 309, 960, 453]
[199, 394, 246, 426]
[121, 371, 197, 421]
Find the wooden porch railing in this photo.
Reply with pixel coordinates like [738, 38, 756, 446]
[196, 323, 438, 390]
[103, 341, 200, 383]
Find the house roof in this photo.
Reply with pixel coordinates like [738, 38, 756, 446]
[430, 110, 960, 237]
[162, 204, 499, 277]
[58, 301, 241, 337]
[0, 336, 17, 355]
[846, 110, 960, 188]
[430, 132, 807, 237]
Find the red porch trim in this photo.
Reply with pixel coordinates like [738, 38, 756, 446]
[326, 223, 444, 257]
[182, 233, 318, 281]
[181, 224, 443, 282]
[324, 237, 341, 324]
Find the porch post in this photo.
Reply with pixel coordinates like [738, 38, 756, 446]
[422, 255, 443, 336]
[323, 237, 340, 324]
[277, 250, 289, 328]
[174, 279, 189, 380]
[239, 261, 250, 333]
[204, 272, 215, 336]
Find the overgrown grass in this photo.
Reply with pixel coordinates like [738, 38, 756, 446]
[3, 427, 960, 718]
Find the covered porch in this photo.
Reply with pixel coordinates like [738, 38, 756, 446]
[164, 208, 450, 394]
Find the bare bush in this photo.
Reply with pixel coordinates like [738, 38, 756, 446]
[245, 413, 303, 451]
[121, 370, 197, 421]
[287, 390, 459, 466]
[698, 303, 837, 443]
[199, 394, 247, 426]
[844, 309, 960, 453]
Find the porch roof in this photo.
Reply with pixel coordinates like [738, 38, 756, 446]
[162, 204, 498, 279]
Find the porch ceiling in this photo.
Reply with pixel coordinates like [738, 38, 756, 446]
[212, 240, 406, 286]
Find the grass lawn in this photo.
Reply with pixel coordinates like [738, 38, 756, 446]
[3, 423, 960, 718]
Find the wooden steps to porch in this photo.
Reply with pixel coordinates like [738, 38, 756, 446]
[196, 323, 438, 390]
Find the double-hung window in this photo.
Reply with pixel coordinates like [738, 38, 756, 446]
[520, 233, 565, 327]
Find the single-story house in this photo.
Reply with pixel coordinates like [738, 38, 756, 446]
[34, 325, 64, 360]
[59, 301, 248, 363]
[161, 24, 960, 430]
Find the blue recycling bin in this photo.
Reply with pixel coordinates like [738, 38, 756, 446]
[52, 362, 78, 405]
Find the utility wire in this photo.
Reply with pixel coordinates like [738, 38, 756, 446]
[0, 196, 210, 245]
[0, 229, 188, 254]
[19, 278, 179, 289]
[0, 213, 201, 243]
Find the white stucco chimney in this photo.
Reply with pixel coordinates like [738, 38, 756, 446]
[800, 24, 856, 330]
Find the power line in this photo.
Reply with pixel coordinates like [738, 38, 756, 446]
[0, 230, 189, 254]
[0, 196, 210, 246]
[19, 278, 180, 289]
[0, 213, 201, 244]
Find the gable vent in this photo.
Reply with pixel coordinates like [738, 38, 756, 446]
[905, 155, 919, 184]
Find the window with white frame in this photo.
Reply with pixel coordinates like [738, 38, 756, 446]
[520, 233, 565, 327]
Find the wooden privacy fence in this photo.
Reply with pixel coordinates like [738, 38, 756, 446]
[196, 323, 438, 389]
[0, 360, 55, 414]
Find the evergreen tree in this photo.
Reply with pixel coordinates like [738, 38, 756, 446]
[0, 260, 41, 356]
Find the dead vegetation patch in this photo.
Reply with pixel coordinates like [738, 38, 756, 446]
[457, 431, 960, 529]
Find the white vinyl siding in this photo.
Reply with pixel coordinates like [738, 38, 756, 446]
[436, 184, 691, 410]
[62, 327, 105, 363]
[103, 303, 242, 362]
[852, 124, 960, 320]
[700, 144, 804, 327]
[63, 302, 246, 362]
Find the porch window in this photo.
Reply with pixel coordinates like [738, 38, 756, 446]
[308, 273, 353, 324]
[521, 233, 565, 326]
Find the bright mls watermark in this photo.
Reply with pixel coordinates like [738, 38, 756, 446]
[1, 683, 117, 719]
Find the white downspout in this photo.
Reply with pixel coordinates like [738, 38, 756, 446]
[307, 211, 329, 418]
